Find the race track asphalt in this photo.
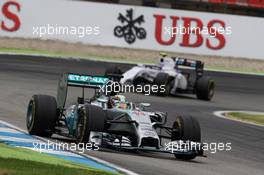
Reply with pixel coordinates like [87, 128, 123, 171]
[0, 55, 263, 175]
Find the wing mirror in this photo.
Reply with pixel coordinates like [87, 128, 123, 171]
[97, 98, 108, 103]
[139, 103, 151, 110]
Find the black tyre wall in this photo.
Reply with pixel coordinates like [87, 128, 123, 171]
[153, 72, 171, 96]
[85, 104, 106, 132]
[105, 66, 122, 76]
[196, 76, 215, 101]
[27, 95, 57, 137]
[171, 115, 201, 160]
[76, 104, 106, 143]
[172, 115, 201, 142]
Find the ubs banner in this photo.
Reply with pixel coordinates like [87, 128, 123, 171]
[0, 0, 263, 60]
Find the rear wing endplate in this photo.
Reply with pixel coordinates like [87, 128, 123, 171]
[173, 57, 204, 75]
[57, 73, 109, 110]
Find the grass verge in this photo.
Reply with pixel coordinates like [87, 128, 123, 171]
[225, 112, 264, 126]
[0, 143, 118, 175]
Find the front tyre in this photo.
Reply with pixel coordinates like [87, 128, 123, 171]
[105, 66, 122, 77]
[153, 72, 172, 96]
[76, 104, 106, 144]
[171, 115, 201, 160]
[27, 95, 57, 137]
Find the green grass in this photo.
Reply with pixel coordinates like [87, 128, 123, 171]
[225, 112, 264, 125]
[1, 47, 264, 75]
[0, 143, 118, 175]
[0, 158, 114, 175]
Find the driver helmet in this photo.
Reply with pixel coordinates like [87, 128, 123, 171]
[159, 52, 167, 67]
[113, 95, 128, 109]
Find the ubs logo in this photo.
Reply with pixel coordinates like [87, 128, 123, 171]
[114, 9, 147, 44]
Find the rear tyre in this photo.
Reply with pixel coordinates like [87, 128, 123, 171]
[105, 66, 122, 76]
[171, 115, 201, 160]
[26, 95, 57, 137]
[76, 104, 106, 144]
[196, 76, 215, 101]
[153, 72, 172, 96]
[105, 66, 123, 83]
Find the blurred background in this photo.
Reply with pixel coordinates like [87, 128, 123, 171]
[79, 0, 264, 17]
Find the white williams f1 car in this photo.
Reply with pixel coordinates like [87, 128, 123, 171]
[105, 54, 215, 100]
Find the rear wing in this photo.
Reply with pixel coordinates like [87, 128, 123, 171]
[57, 73, 109, 110]
[67, 73, 109, 88]
[173, 57, 204, 76]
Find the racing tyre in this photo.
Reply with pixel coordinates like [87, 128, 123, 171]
[105, 66, 122, 77]
[27, 95, 57, 137]
[76, 104, 107, 144]
[171, 115, 201, 160]
[105, 66, 123, 87]
[196, 76, 215, 101]
[153, 72, 172, 96]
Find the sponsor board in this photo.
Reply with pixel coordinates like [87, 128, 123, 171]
[0, 0, 263, 59]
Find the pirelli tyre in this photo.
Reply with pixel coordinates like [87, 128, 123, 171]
[105, 66, 123, 83]
[105, 66, 122, 77]
[76, 104, 107, 144]
[153, 72, 172, 96]
[196, 76, 215, 101]
[171, 115, 201, 160]
[26, 95, 57, 137]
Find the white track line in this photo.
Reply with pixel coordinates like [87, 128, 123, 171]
[213, 111, 264, 127]
[21, 147, 83, 158]
[0, 120, 139, 175]
[0, 136, 38, 143]
[0, 127, 22, 133]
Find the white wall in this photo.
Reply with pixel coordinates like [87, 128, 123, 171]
[0, 0, 263, 60]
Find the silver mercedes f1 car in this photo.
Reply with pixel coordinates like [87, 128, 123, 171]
[26, 73, 204, 160]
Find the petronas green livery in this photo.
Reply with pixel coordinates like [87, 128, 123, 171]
[26, 73, 204, 160]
